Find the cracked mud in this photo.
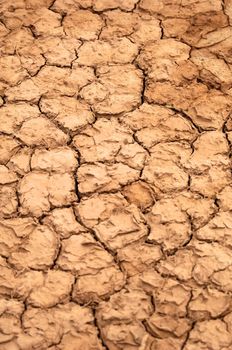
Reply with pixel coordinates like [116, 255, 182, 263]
[0, 0, 232, 349]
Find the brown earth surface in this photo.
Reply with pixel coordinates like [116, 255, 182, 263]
[1, 0, 232, 349]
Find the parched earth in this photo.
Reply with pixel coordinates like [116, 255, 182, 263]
[1, 0, 232, 349]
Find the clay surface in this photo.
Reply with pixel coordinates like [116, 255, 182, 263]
[0, 0, 232, 349]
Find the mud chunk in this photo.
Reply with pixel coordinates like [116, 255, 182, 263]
[146, 198, 191, 251]
[146, 313, 191, 339]
[6, 65, 91, 101]
[0, 135, 20, 164]
[36, 37, 81, 67]
[72, 266, 125, 303]
[0, 27, 34, 55]
[217, 186, 232, 211]
[21, 0, 55, 8]
[39, 96, 95, 132]
[98, 323, 149, 350]
[76, 193, 148, 250]
[190, 49, 232, 91]
[77, 162, 139, 194]
[28, 270, 74, 308]
[135, 114, 197, 148]
[226, 114, 232, 130]
[0, 267, 44, 300]
[118, 242, 162, 277]
[122, 181, 154, 210]
[0, 217, 36, 257]
[211, 266, 232, 292]
[216, 31, 232, 58]
[76, 192, 128, 227]
[190, 167, 231, 198]
[225, 0, 232, 24]
[122, 103, 197, 149]
[31, 147, 78, 173]
[225, 312, 232, 332]
[101, 10, 161, 44]
[188, 287, 231, 321]
[5, 79, 41, 102]
[129, 272, 191, 319]
[117, 142, 147, 170]
[128, 269, 165, 291]
[63, 10, 103, 40]
[94, 206, 147, 250]
[16, 117, 69, 147]
[186, 131, 229, 172]
[162, 18, 190, 39]
[0, 103, 40, 134]
[137, 39, 190, 73]
[139, 0, 222, 18]
[54, 0, 138, 12]
[57, 232, 125, 303]
[7, 147, 33, 175]
[163, 12, 228, 47]
[76, 38, 138, 66]
[57, 233, 115, 274]
[157, 249, 197, 281]
[0, 56, 28, 86]
[80, 65, 142, 114]
[96, 289, 153, 349]
[196, 212, 232, 248]
[196, 27, 232, 49]
[136, 39, 196, 95]
[19, 172, 77, 217]
[171, 191, 215, 229]
[44, 173, 77, 208]
[150, 140, 192, 162]
[33, 65, 95, 97]
[0, 165, 18, 184]
[0, 298, 23, 340]
[186, 131, 231, 197]
[187, 91, 232, 129]
[73, 118, 146, 168]
[0, 216, 38, 241]
[1, 27, 45, 76]
[185, 320, 232, 350]
[2, 8, 63, 36]
[142, 142, 191, 192]
[155, 279, 191, 317]
[0, 185, 18, 217]
[73, 118, 133, 162]
[21, 303, 102, 349]
[8, 224, 58, 270]
[30, 8, 64, 37]
[0, 22, 9, 39]
[145, 81, 207, 111]
[190, 240, 232, 285]
[43, 207, 86, 239]
[121, 103, 174, 129]
[158, 239, 232, 285]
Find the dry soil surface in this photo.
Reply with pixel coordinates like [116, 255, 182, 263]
[0, 0, 232, 349]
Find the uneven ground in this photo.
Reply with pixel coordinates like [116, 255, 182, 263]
[0, 0, 232, 349]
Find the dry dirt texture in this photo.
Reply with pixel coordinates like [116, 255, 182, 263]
[1, 0, 232, 349]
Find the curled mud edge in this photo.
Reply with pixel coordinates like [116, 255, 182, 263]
[1, 0, 232, 349]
